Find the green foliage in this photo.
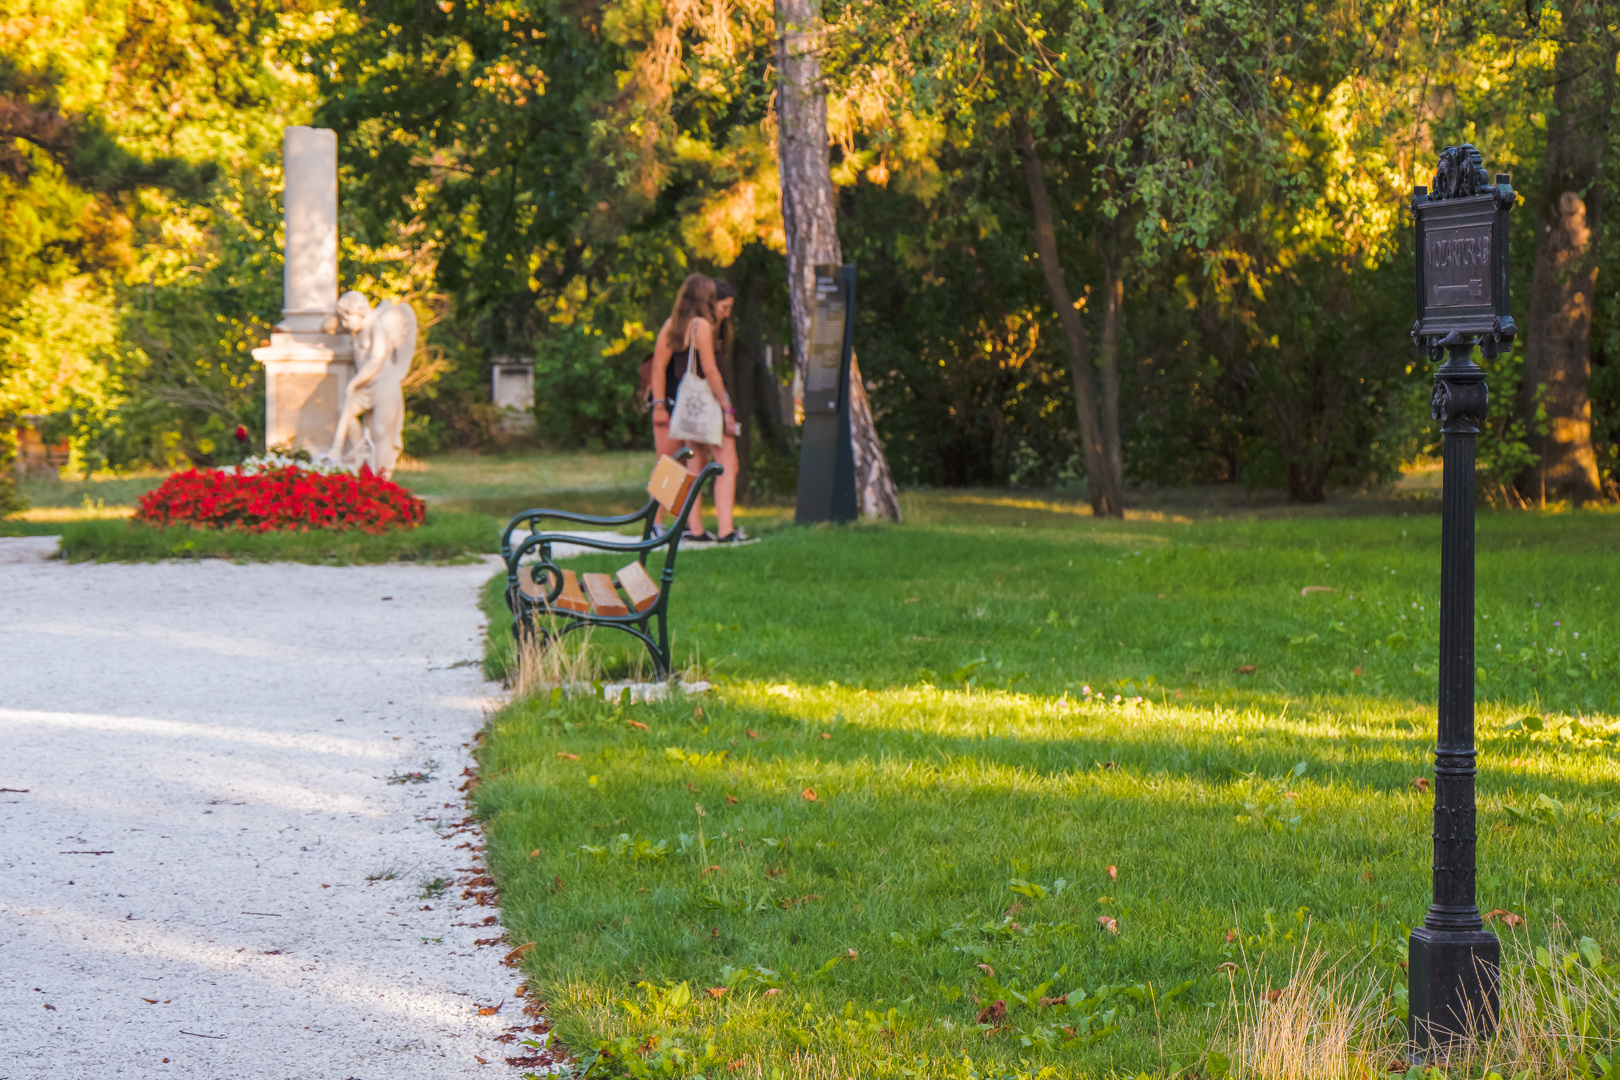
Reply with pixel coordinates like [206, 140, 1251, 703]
[475, 506, 1620, 1075]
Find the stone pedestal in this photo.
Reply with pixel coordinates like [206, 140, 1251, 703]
[492, 359, 535, 435]
[254, 334, 355, 452]
[253, 126, 350, 453]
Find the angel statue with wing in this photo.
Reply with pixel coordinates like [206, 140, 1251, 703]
[327, 290, 417, 479]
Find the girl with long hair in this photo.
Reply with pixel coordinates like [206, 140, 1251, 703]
[649, 274, 743, 540]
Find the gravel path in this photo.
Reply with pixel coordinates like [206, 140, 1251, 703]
[0, 539, 544, 1079]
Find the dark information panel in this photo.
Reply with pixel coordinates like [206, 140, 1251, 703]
[796, 264, 857, 524]
[1410, 155, 1515, 356]
[804, 275, 847, 413]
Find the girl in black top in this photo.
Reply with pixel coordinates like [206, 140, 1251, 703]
[649, 275, 742, 540]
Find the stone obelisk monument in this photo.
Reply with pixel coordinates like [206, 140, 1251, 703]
[252, 127, 354, 452]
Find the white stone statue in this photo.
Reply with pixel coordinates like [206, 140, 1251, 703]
[327, 290, 417, 478]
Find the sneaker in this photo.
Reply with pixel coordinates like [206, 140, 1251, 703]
[716, 530, 749, 544]
[686, 530, 719, 544]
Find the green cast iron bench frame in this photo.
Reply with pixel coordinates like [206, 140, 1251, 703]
[500, 449, 722, 677]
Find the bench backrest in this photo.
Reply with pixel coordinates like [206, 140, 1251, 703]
[647, 455, 694, 514]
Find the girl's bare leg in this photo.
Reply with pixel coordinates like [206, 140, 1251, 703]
[713, 436, 738, 536]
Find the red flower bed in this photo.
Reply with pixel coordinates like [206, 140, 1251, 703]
[135, 465, 426, 534]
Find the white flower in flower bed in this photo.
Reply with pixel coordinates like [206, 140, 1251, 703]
[228, 453, 357, 477]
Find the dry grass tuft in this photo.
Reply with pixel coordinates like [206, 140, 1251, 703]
[1218, 929, 1620, 1080]
[511, 620, 602, 700]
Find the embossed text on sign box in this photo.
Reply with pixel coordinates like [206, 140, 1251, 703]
[1425, 222, 1493, 308]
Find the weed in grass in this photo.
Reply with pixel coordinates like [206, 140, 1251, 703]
[365, 866, 403, 882]
[475, 510, 1620, 1076]
[419, 877, 450, 900]
[387, 761, 440, 785]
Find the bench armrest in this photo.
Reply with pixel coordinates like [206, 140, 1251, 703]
[500, 501, 655, 557]
[507, 461, 724, 573]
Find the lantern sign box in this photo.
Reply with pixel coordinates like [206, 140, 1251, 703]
[1410, 145, 1517, 358]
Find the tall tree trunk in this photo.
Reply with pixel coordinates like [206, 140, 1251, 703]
[1518, 30, 1615, 505]
[1013, 115, 1123, 517]
[1098, 243, 1125, 492]
[775, 0, 901, 521]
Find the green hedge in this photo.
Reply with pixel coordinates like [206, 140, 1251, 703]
[57, 510, 497, 564]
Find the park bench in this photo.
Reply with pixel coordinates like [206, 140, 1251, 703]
[500, 449, 722, 677]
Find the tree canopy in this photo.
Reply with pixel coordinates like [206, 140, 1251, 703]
[6, 0, 1620, 508]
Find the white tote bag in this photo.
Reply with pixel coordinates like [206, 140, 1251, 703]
[667, 343, 724, 446]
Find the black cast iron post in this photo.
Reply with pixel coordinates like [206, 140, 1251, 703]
[1406, 144, 1517, 1054]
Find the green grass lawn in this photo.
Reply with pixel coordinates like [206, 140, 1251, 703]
[473, 509, 1620, 1078]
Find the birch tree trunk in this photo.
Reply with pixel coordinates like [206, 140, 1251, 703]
[1013, 115, 1123, 517]
[775, 0, 901, 521]
[1517, 30, 1614, 505]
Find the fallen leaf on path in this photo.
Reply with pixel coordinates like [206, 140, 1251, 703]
[141, 998, 158, 1004]
[555, 752, 579, 760]
[476, 1000, 504, 1016]
[1097, 915, 1119, 934]
[474, 1056, 488, 1064]
[43, 1004, 55, 1011]
[504, 943, 536, 966]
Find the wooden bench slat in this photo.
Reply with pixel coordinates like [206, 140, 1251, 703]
[518, 571, 545, 600]
[581, 572, 630, 616]
[616, 560, 660, 613]
[555, 569, 589, 613]
[647, 454, 694, 515]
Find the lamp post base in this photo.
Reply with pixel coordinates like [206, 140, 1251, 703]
[1408, 926, 1500, 1052]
